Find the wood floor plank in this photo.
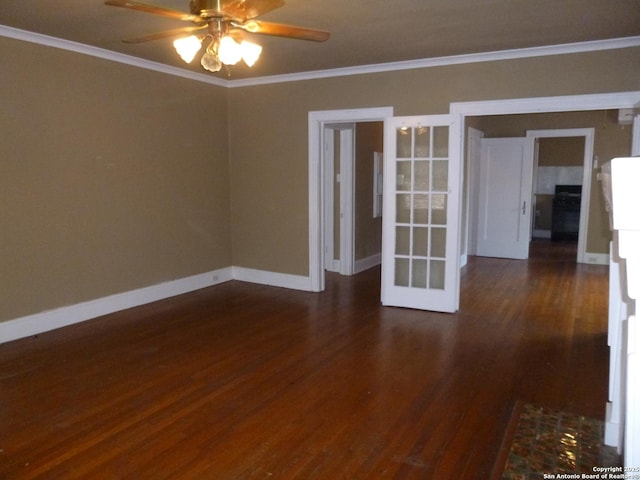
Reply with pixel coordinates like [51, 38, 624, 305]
[0, 240, 610, 479]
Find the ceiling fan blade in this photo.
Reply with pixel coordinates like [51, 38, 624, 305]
[104, 0, 200, 22]
[122, 25, 207, 44]
[221, 0, 285, 21]
[243, 21, 330, 42]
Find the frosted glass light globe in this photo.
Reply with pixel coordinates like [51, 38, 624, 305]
[173, 36, 201, 63]
[218, 36, 242, 65]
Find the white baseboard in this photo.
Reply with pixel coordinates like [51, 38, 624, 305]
[583, 252, 610, 265]
[3, 247, 606, 344]
[324, 254, 381, 275]
[1, 266, 315, 344]
[354, 253, 381, 274]
[605, 402, 623, 451]
[325, 259, 340, 273]
[232, 267, 312, 291]
[0, 267, 233, 344]
[533, 229, 552, 239]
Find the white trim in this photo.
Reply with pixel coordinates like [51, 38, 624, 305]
[0, 245, 610, 345]
[309, 107, 394, 293]
[354, 253, 381, 274]
[526, 128, 595, 264]
[231, 267, 311, 291]
[465, 127, 484, 258]
[0, 267, 233, 344]
[323, 128, 336, 272]
[339, 127, 356, 276]
[633, 115, 640, 157]
[607, 402, 623, 448]
[322, 123, 357, 276]
[327, 259, 340, 272]
[2, 25, 639, 88]
[452, 92, 640, 116]
[533, 229, 552, 239]
[0, 25, 227, 87]
[583, 252, 610, 265]
[228, 36, 640, 88]
[0, 265, 317, 344]
[454, 94, 640, 268]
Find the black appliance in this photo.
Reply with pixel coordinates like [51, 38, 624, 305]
[551, 185, 582, 241]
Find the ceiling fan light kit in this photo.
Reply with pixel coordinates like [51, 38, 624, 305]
[105, 0, 329, 74]
[173, 35, 202, 63]
[173, 33, 261, 71]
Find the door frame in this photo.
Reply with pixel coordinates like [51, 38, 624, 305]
[633, 115, 640, 156]
[308, 107, 394, 292]
[308, 92, 640, 292]
[526, 128, 595, 264]
[464, 127, 484, 260]
[323, 123, 356, 275]
[451, 91, 640, 265]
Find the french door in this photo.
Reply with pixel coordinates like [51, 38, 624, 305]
[381, 115, 462, 313]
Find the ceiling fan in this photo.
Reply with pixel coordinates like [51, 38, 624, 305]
[105, 0, 330, 73]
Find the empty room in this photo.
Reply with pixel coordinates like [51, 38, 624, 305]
[1, 1, 640, 478]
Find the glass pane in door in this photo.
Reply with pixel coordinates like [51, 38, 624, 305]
[433, 126, 449, 157]
[392, 123, 450, 291]
[396, 128, 412, 158]
[395, 258, 410, 287]
[415, 127, 430, 157]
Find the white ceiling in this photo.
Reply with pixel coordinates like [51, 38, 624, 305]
[1, 0, 639, 80]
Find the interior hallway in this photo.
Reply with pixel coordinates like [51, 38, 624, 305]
[0, 240, 609, 479]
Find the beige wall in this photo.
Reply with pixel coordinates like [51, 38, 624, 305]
[228, 48, 640, 275]
[474, 111, 632, 253]
[538, 137, 585, 167]
[1, 37, 232, 323]
[3, 35, 639, 324]
[355, 122, 383, 261]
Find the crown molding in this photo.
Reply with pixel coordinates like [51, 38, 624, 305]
[2, 25, 639, 89]
[0, 25, 228, 87]
[451, 91, 640, 116]
[230, 36, 640, 88]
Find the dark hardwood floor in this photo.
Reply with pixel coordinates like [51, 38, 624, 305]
[0, 240, 610, 479]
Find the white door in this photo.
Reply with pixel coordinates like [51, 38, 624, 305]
[476, 138, 533, 260]
[381, 115, 462, 313]
[323, 125, 355, 274]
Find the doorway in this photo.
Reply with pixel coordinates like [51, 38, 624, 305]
[459, 103, 635, 266]
[467, 127, 594, 263]
[308, 107, 393, 292]
[531, 137, 586, 240]
[527, 129, 595, 263]
[309, 92, 640, 293]
[323, 122, 384, 277]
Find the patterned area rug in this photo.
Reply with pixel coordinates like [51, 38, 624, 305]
[492, 403, 621, 479]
